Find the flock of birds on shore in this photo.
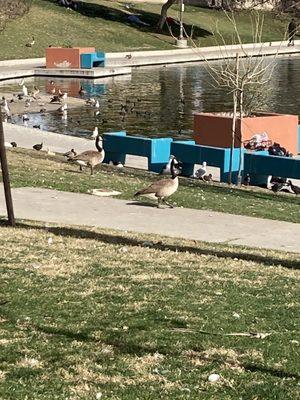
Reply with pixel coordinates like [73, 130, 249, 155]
[2, 80, 300, 203]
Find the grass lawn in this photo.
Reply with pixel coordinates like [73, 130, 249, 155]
[0, 0, 291, 60]
[3, 147, 300, 223]
[0, 221, 299, 399]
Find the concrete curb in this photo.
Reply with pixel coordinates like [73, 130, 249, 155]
[1, 41, 300, 81]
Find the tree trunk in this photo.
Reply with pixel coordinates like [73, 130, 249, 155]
[237, 88, 244, 187]
[157, 0, 177, 32]
[228, 53, 239, 185]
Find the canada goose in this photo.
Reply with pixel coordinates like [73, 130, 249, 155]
[40, 108, 47, 113]
[25, 37, 35, 47]
[159, 155, 175, 175]
[22, 114, 29, 121]
[50, 95, 61, 104]
[194, 162, 207, 179]
[33, 125, 41, 129]
[17, 94, 24, 101]
[288, 180, 300, 195]
[79, 86, 85, 95]
[33, 143, 43, 151]
[22, 85, 28, 97]
[70, 134, 105, 175]
[134, 157, 182, 208]
[10, 142, 17, 147]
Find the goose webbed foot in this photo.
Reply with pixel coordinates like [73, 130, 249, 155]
[163, 199, 174, 208]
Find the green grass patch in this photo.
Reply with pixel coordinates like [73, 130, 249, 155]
[3, 147, 300, 223]
[0, 0, 291, 60]
[0, 221, 299, 399]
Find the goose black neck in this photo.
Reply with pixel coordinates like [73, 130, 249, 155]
[95, 135, 103, 152]
[170, 159, 177, 179]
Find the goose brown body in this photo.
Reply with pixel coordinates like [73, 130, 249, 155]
[71, 135, 105, 175]
[134, 157, 181, 208]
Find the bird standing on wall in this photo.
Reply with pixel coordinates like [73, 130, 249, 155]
[134, 157, 182, 208]
[194, 162, 207, 179]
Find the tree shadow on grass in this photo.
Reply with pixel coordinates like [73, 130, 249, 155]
[1, 220, 298, 269]
[35, 324, 167, 356]
[44, 0, 212, 40]
[243, 363, 300, 379]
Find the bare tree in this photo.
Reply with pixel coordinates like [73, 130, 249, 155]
[187, 11, 278, 184]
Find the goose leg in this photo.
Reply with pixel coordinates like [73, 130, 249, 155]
[79, 165, 83, 172]
[157, 198, 163, 208]
[90, 165, 94, 175]
[163, 199, 174, 208]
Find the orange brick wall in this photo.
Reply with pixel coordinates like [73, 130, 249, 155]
[46, 47, 95, 69]
[194, 112, 298, 154]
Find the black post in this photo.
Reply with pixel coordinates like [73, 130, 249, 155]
[0, 112, 15, 226]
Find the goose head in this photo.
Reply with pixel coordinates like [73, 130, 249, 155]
[170, 157, 182, 178]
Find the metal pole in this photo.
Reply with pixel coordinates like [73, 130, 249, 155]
[179, 0, 184, 40]
[0, 112, 15, 226]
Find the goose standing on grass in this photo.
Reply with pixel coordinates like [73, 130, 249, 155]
[69, 134, 105, 175]
[134, 157, 182, 208]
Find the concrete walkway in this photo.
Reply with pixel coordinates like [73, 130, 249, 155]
[0, 185, 299, 253]
[1, 41, 300, 81]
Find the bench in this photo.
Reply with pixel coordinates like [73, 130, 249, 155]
[81, 52, 105, 69]
[244, 152, 300, 185]
[103, 131, 173, 173]
[171, 141, 242, 183]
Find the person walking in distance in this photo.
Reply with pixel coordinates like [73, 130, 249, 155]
[288, 18, 297, 46]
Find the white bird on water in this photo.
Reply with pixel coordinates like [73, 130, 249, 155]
[22, 85, 28, 97]
[94, 100, 100, 109]
[194, 161, 207, 179]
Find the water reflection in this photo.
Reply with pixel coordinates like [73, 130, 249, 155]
[1, 55, 300, 139]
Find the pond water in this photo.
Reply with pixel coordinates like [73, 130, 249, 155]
[1, 55, 300, 140]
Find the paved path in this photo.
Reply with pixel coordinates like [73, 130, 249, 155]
[1, 185, 299, 253]
[1, 42, 300, 81]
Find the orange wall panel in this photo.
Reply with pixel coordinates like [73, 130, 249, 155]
[46, 47, 95, 69]
[193, 112, 298, 154]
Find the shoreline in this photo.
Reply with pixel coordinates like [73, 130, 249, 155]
[0, 40, 299, 82]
